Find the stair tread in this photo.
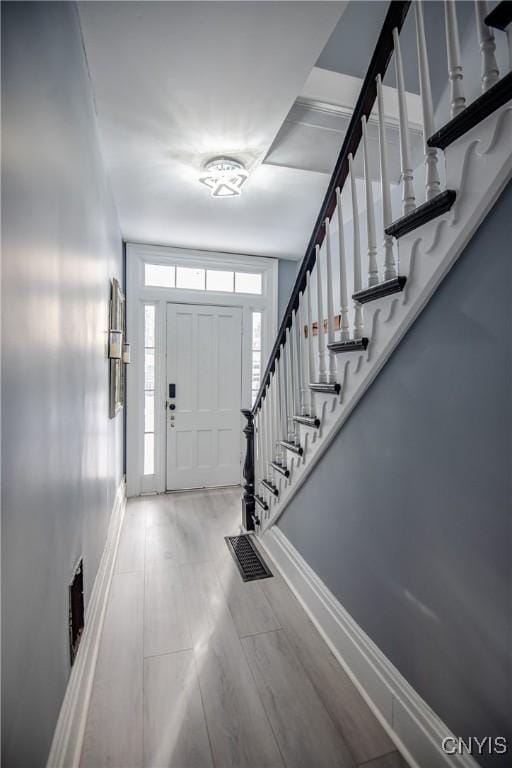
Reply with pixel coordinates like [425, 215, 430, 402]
[428, 73, 512, 150]
[485, 1, 512, 30]
[255, 494, 269, 511]
[353, 276, 407, 304]
[293, 415, 321, 428]
[261, 479, 279, 497]
[385, 191, 456, 239]
[280, 440, 304, 456]
[271, 461, 290, 477]
[309, 381, 341, 394]
[327, 338, 369, 353]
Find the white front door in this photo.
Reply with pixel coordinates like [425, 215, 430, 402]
[166, 302, 242, 490]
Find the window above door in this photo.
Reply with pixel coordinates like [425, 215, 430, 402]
[144, 262, 263, 295]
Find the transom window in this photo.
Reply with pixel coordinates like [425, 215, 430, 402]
[144, 262, 262, 295]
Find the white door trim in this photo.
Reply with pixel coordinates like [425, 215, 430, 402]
[126, 243, 278, 496]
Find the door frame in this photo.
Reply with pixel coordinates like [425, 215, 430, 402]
[126, 242, 278, 496]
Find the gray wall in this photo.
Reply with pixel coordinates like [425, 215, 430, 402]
[278, 258, 299, 322]
[279, 181, 512, 765]
[1, 3, 124, 766]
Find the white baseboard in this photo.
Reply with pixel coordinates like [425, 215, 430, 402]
[46, 478, 126, 768]
[260, 526, 480, 768]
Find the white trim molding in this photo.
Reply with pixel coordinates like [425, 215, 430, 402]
[260, 101, 512, 532]
[261, 526, 480, 768]
[46, 479, 126, 768]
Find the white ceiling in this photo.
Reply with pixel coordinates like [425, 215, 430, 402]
[79, 1, 346, 260]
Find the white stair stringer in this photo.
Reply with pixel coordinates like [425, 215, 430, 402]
[260, 101, 512, 534]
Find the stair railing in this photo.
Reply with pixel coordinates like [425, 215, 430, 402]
[244, 0, 512, 530]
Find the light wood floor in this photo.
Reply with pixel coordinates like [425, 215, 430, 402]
[81, 486, 407, 768]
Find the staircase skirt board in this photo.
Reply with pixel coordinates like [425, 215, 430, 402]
[484, 1, 512, 30]
[280, 441, 304, 457]
[385, 192, 457, 239]
[309, 382, 341, 395]
[261, 479, 279, 497]
[327, 338, 369, 354]
[293, 415, 321, 429]
[271, 461, 290, 478]
[254, 494, 269, 511]
[428, 72, 512, 150]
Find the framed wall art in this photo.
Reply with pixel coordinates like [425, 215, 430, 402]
[109, 277, 126, 418]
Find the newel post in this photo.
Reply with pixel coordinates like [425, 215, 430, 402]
[241, 409, 256, 531]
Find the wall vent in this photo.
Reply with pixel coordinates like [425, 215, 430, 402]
[69, 559, 84, 666]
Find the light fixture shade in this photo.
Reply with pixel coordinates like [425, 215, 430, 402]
[199, 157, 248, 198]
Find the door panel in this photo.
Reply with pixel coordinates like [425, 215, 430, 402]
[166, 303, 242, 490]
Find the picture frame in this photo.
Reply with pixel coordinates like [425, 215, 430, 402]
[109, 277, 126, 418]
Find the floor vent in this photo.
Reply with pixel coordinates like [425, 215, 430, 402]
[69, 559, 84, 666]
[225, 535, 273, 582]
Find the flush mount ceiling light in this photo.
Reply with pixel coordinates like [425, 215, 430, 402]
[199, 157, 248, 198]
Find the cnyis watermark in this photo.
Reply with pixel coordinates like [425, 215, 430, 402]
[442, 736, 509, 756]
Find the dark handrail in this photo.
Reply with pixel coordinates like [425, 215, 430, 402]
[252, 0, 411, 414]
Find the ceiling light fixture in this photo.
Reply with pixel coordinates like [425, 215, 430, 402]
[199, 157, 248, 198]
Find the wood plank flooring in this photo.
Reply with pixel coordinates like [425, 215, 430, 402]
[81, 486, 406, 768]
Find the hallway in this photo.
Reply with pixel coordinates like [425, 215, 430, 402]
[80, 487, 406, 768]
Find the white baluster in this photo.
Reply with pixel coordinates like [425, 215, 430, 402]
[255, 410, 262, 492]
[306, 271, 316, 417]
[292, 308, 302, 412]
[445, 1, 466, 118]
[267, 377, 274, 464]
[263, 395, 271, 479]
[349, 153, 364, 339]
[393, 27, 416, 215]
[415, 1, 442, 202]
[324, 218, 337, 381]
[376, 75, 396, 280]
[315, 245, 327, 382]
[298, 293, 309, 415]
[336, 188, 350, 340]
[270, 371, 279, 464]
[285, 329, 296, 441]
[260, 402, 267, 483]
[277, 344, 289, 440]
[475, 1, 499, 91]
[275, 363, 284, 463]
[362, 117, 379, 286]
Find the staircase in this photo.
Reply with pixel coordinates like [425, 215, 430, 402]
[241, 0, 512, 534]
